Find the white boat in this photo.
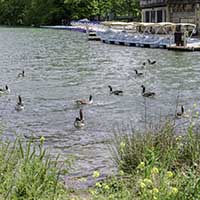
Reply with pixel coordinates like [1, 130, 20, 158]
[95, 21, 200, 50]
[98, 22, 178, 49]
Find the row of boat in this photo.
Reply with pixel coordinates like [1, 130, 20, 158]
[97, 29, 172, 48]
[94, 22, 200, 49]
[40, 19, 200, 50]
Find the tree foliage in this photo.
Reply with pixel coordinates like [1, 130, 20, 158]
[0, 0, 140, 26]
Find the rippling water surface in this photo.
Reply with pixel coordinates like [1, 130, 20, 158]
[0, 27, 200, 187]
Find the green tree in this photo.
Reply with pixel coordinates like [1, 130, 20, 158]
[0, 0, 26, 25]
[0, 0, 140, 26]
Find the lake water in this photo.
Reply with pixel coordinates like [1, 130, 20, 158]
[0, 27, 200, 188]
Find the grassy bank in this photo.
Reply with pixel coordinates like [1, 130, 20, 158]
[0, 135, 70, 200]
[2, 120, 200, 200]
[88, 121, 200, 200]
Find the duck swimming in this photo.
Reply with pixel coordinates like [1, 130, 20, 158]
[17, 70, 25, 77]
[15, 95, 24, 111]
[148, 59, 156, 65]
[0, 85, 10, 94]
[176, 105, 184, 118]
[141, 85, 155, 97]
[134, 69, 143, 76]
[76, 95, 93, 105]
[108, 85, 123, 96]
[74, 109, 84, 128]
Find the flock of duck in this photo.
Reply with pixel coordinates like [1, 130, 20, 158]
[74, 59, 154, 128]
[1, 61, 185, 129]
[73, 58, 185, 128]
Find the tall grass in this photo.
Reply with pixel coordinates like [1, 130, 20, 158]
[90, 121, 200, 200]
[111, 121, 200, 173]
[0, 136, 70, 200]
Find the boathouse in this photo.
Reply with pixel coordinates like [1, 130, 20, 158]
[140, 0, 200, 33]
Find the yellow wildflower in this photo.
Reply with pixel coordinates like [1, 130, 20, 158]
[193, 103, 197, 108]
[166, 171, 173, 178]
[140, 182, 146, 189]
[153, 188, 159, 194]
[151, 167, 159, 175]
[108, 194, 114, 199]
[95, 182, 101, 188]
[143, 178, 153, 186]
[92, 170, 100, 178]
[170, 187, 178, 195]
[120, 141, 126, 151]
[176, 135, 182, 142]
[137, 162, 145, 170]
[103, 184, 110, 190]
[40, 136, 45, 144]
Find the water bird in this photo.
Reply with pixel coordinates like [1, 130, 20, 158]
[176, 105, 184, 118]
[141, 85, 155, 97]
[74, 109, 84, 128]
[76, 95, 93, 105]
[108, 85, 123, 96]
[17, 70, 25, 77]
[15, 95, 24, 111]
[148, 59, 156, 65]
[134, 69, 143, 76]
[0, 85, 10, 94]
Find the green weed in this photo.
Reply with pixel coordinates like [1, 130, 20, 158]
[0, 136, 70, 200]
[90, 121, 200, 200]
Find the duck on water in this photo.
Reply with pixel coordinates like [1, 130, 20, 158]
[141, 85, 155, 97]
[134, 69, 143, 76]
[148, 59, 156, 65]
[15, 95, 24, 111]
[142, 59, 156, 67]
[74, 109, 84, 128]
[17, 70, 25, 78]
[0, 85, 10, 95]
[76, 95, 93, 105]
[108, 85, 123, 96]
[176, 105, 184, 118]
